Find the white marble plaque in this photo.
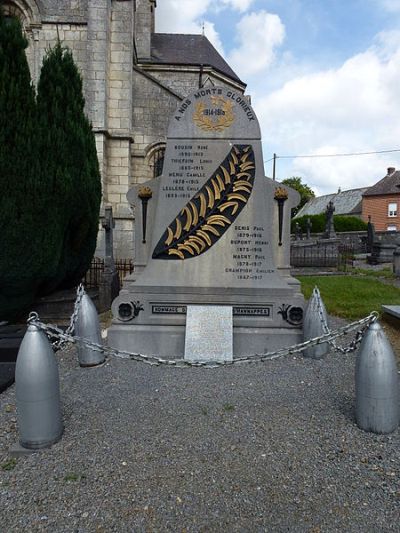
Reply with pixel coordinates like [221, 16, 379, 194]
[184, 305, 233, 362]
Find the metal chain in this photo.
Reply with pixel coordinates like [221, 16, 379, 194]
[52, 284, 85, 351]
[27, 310, 377, 369]
[313, 286, 375, 354]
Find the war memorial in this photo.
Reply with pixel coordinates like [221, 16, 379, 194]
[108, 87, 305, 358]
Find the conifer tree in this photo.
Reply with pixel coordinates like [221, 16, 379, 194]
[0, 12, 46, 319]
[36, 42, 101, 292]
[0, 16, 101, 320]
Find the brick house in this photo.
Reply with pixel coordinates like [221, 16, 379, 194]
[362, 167, 400, 231]
[3, 0, 246, 257]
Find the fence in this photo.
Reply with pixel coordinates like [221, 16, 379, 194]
[291, 243, 355, 270]
[83, 258, 134, 289]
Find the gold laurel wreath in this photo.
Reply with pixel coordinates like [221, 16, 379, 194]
[192, 96, 235, 132]
[152, 145, 255, 260]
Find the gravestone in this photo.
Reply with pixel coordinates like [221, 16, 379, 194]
[366, 215, 375, 253]
[108, 87, 305, 357]
[306, 217, 312, 240]
[324, 200, 336, 239]
[99, 206, 120, 311]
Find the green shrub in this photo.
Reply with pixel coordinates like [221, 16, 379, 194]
[292, 214, 325, 233]
[333, 216, 367, 232]
[292, 214, 367, 234]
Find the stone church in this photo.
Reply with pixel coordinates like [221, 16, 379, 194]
[4, 0, 247, 257]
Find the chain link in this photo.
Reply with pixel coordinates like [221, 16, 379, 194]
[27, 307, 377, 369]
[313, 286, 376, 354]
[52, 284, 85, 351]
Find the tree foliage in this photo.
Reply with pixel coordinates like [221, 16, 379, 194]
[281, 176, 315, 217]
[36, 43, 101, 292]
[0, 17, 101, 320]
[0, 13, 44, 319]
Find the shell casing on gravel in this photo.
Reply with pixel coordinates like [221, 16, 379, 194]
[303, 288, 330, 359]
[355, 321, 400, 434]
[15, 325, 63, 449]
[75, 292, 105, 367]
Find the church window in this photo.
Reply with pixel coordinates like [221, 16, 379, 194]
[150, 146, 165, 178]
[3, 4, 23, 21]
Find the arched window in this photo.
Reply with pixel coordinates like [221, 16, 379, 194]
[2, 1, 38, 26]
[2, 1, 41, 82]
[148, 144, 166, 179]
[3, 4, 23, 25]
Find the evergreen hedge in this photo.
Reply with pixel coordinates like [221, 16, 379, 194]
[292, 214, 367, 234]
[0, 13, 44, 319]
[36, 43, 101, 293]
[0, 16, 101, 320]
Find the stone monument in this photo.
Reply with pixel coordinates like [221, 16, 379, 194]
[306, 217, 312, 240]
[366, 215, 375, 253]
[99, 206, 120, 311]
[324, 200, 336, 239]
[108, 87, 305, 357]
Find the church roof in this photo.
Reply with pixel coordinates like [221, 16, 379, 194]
[295, 187, 368, 218]
[151, 33, 245, 86]
[363, 168, 400, 196]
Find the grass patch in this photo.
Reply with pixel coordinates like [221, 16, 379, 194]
[298, 275, 400, 320]
[351, 267, 395, 279]
[223, 403, 235, 412]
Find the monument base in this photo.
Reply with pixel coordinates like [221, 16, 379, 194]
[108, 281, 304, 358]
[108, 323, 302, 359]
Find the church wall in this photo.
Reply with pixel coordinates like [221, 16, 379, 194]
[37, 23, 87, 76]
[131, 69, 180, 184]
[149, 70, 240, 99]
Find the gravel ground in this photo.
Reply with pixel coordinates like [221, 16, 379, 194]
[1, 318, 399, 532]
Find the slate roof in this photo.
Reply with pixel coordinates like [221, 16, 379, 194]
[151, 33, 245, 86]
[295, 187, 368, 218]
[363, 169, 400, 196]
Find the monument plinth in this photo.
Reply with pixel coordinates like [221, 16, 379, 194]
[108, 87, 305, 357]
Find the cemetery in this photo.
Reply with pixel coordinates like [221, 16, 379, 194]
[1, 4, 400, 532]
[2, 84, 400, 531]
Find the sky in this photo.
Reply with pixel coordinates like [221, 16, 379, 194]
[155, 0, 400, 196]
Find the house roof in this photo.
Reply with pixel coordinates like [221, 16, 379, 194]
[295, 187, 368, 218]
[363, 168, 400, 196]
[150, 33, 245, 86]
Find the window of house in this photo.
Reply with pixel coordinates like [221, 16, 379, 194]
[387, 225, 397, 231]
[388, 203, 397, 217]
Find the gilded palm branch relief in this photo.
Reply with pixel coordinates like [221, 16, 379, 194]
[152, 145, 256, 260]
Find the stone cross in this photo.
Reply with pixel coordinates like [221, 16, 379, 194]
[102, 206, 115, 260]
[295, 222, 302, 241]
[324, 200, 336, 239]
[306, 217, 312, 240]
